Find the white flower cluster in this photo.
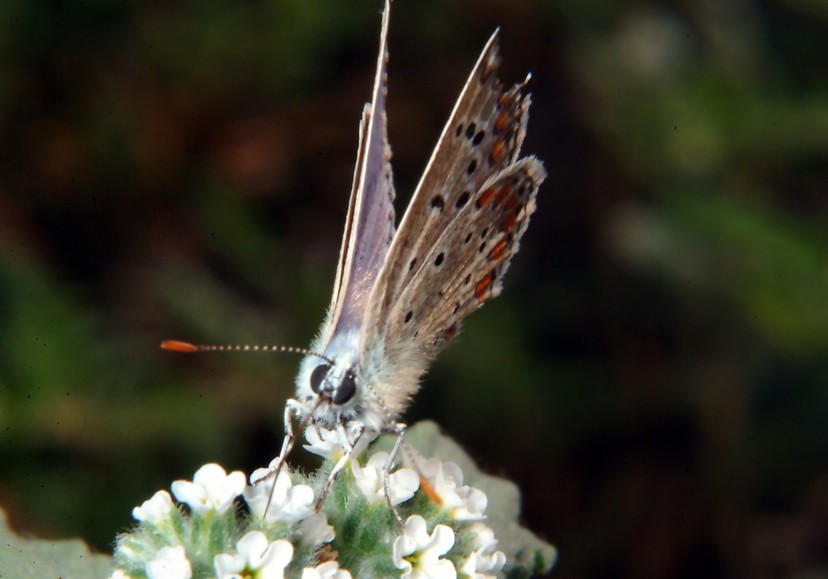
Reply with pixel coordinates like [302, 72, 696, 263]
[112, 427, 507, 579]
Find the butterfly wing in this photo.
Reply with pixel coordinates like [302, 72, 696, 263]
[388, 157, 544, 351]
[359, 31, 545, 418]
[318, 0, 396, 347]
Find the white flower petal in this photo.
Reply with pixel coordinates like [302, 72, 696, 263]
[419, 458, 487, 521]
[243, 469, 315, 523]
[451, 486, 487, 521]
[460, 524, 507, 578]
[393, 533, 415, 572]
[171, 463, 246, 515]
[303, 426, 377, 460]
[215, 531, 294, 579]
[352, 452, 419, 506]
[296, 512, 335, 547]
[424, 558, 458, 579]
[302, 561, 353, 579]
[393, 515, 457, 579]
[303, 427, 342, 459]
[132, 490, 174, 522]
[257, 540, 294, 579]
[236, 531, 271, 568]
[407, 515, 431, 546]
[429, 524, 456, 558]
[388, 467, 420, 506]
[214, 552, 246, 577]
[146, 545, 192, 579]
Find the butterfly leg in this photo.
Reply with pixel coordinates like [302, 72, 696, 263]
[254, 399, 302, 518]
[314, 421, 366, 511]
[382, 422, 407, 527]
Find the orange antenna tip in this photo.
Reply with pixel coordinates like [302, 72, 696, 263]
[161, 340, 199, 353]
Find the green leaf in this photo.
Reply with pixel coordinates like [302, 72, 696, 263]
[0, 507, 112, 578]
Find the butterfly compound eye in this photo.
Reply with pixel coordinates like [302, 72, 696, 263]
[332, 372, 357, 405]
[310, 364, 330, 394]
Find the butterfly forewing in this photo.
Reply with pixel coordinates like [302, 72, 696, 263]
[323, 3, 396, 342]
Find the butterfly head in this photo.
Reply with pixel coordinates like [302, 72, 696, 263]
[294, 329, 388, 431]
[308, 361, 357, 407]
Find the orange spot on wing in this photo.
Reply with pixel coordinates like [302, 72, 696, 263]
[161, 340, 199, 353]
[487, 237, 509, 260]
[500, 211, 519, 234]
[493, 183, 511, 207]
[489, 139, 506, 165]
[504, 191, 521, 211]
[494, 110, 510, 134]
[477, 186, 496, 208]
[475, 271, 495, 300]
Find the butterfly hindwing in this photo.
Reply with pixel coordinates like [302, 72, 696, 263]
[389, 157, 545, 356]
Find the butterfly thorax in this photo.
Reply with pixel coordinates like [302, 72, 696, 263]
[294, 328, 391, 432]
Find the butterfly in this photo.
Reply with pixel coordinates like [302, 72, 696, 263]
[164, 0, 545, 513]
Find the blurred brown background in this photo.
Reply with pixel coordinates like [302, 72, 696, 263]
[1, 0, 827, 577]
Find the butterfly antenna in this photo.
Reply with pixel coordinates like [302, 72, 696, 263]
[161, 340, 334, 365]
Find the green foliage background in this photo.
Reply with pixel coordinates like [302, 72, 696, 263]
[1, 0, 826, 577]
